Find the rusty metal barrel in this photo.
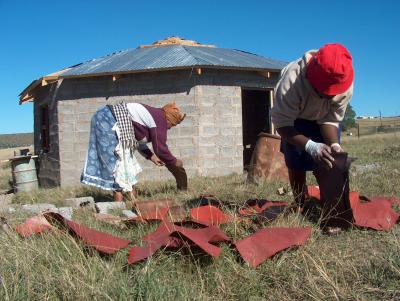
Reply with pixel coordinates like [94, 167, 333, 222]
[247, 133, 288, 183]
[11, 156, 39, 192]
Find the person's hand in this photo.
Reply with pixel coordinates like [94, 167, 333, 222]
[330, 143, 344, 154]
[305, 140, 335, 168]
[150, 154, 164, 166]
[175, 159, 183, 168]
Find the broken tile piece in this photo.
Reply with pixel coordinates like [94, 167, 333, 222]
[306, 187, 399, 231]
[125, 207, 169, 224]
[134, 199, 177, 214]
[44, 212, 130, 255]
[235, 227, 312, 267]
[352, 196, 399, 231]
[128, 221, 230, 264]
[15, 215, 53, 237]
[190, 205, 233, 226]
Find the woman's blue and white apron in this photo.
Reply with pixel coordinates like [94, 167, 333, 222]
[81, 106, 142, 192]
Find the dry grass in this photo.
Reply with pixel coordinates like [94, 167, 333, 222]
[0, 134, 399, 300]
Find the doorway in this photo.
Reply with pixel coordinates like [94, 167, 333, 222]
[241, 88, 271, 171]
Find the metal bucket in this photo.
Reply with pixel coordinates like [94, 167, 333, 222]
[11, 156, 39, 192]
[247, 133, 289, 183]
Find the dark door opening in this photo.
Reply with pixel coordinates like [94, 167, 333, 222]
[241, 89, 271, 171]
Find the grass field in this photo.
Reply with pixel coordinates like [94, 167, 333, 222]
[0, 133, 33, 149]
[353, 117, 400, 136]
[0, 134, 399, 300]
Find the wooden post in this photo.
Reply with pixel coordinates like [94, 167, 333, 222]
[357, 123, 360, 139]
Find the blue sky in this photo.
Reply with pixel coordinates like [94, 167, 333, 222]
[1, 0, 399, 134]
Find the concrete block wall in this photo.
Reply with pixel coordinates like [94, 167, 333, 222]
[43, 69, 278, 188]
[195, 85, 243, 176]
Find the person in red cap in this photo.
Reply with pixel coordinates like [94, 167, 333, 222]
[271, 43, 354, 217]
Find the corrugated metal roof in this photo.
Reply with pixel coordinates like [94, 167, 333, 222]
[61, 45, 287, 77]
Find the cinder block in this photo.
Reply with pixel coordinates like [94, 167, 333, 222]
[220, 146, 236, 157]
[175, 137, 194, 148]
[60, 151, 75, 162]
[76, 122, 90, 133]
[179, 147, 198, 158]
[221, 127, 235, 136]
[201, 126, 219, 136]
[199, 136, 216, 146]
[216, 135, 235, 147]
[58, 104, 74, 115]
[77, 113, 94, 122]
[179, 126, 199, 137]
[59, 122, 75, 133]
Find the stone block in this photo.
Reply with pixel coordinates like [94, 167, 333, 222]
[58, 104, 74, 115]
[199, 136, 217, 146]
[76, 122, 90, 133]
[199, 146, 219, 156]
[59, 132, 75, 144]
[216, 135, 235, 147]
[77, 113, 94, 122]
[77, 132, 90, 143]
[95, 202, 126, 214]
[196, 85, 218, 97]
[49, 207, 73, 220]
[21, 203, 57, 214]
[202, 126, 219, 136]
[58, 113, 76, 123]
[179, 126, 199, 137]
[175, 137, 194, 147]
[221, 127, 235, 136]
[179, 147, 198, 158]
[199, 115, 215, 125]
[218, 107, 234, 118]
[59, 122, 75, 133]
[220, 146, 236, 157]
[121, 210, 138, 219]
[64, 196, 95, 209]
[180, 104, 197, 114]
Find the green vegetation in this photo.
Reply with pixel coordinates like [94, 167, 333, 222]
[0, 133, 399, 300]
[342, 104, 356, 131]
[0, 133, 33, 149]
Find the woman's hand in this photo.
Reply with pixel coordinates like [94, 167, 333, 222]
[175, 159, 183, 168]
[150, 154, 164, 166]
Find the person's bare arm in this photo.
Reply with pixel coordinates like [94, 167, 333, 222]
[276, 126, 309, 149]
[277, 126, 334, 168]
[320, 124, 339, 145]
[320, 124, 344, 153]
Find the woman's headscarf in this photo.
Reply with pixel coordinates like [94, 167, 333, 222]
[162, 103, 186, 128]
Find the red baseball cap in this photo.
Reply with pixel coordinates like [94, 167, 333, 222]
[306, 43, 354, 96]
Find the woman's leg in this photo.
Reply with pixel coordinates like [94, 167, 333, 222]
[129, 185, 138, 201]
[114, 191, 124, 202]
[288, 169, 307, 207]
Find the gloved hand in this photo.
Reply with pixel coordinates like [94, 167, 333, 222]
[330, 143, 344, 154]
[305, 140, 335, 168]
